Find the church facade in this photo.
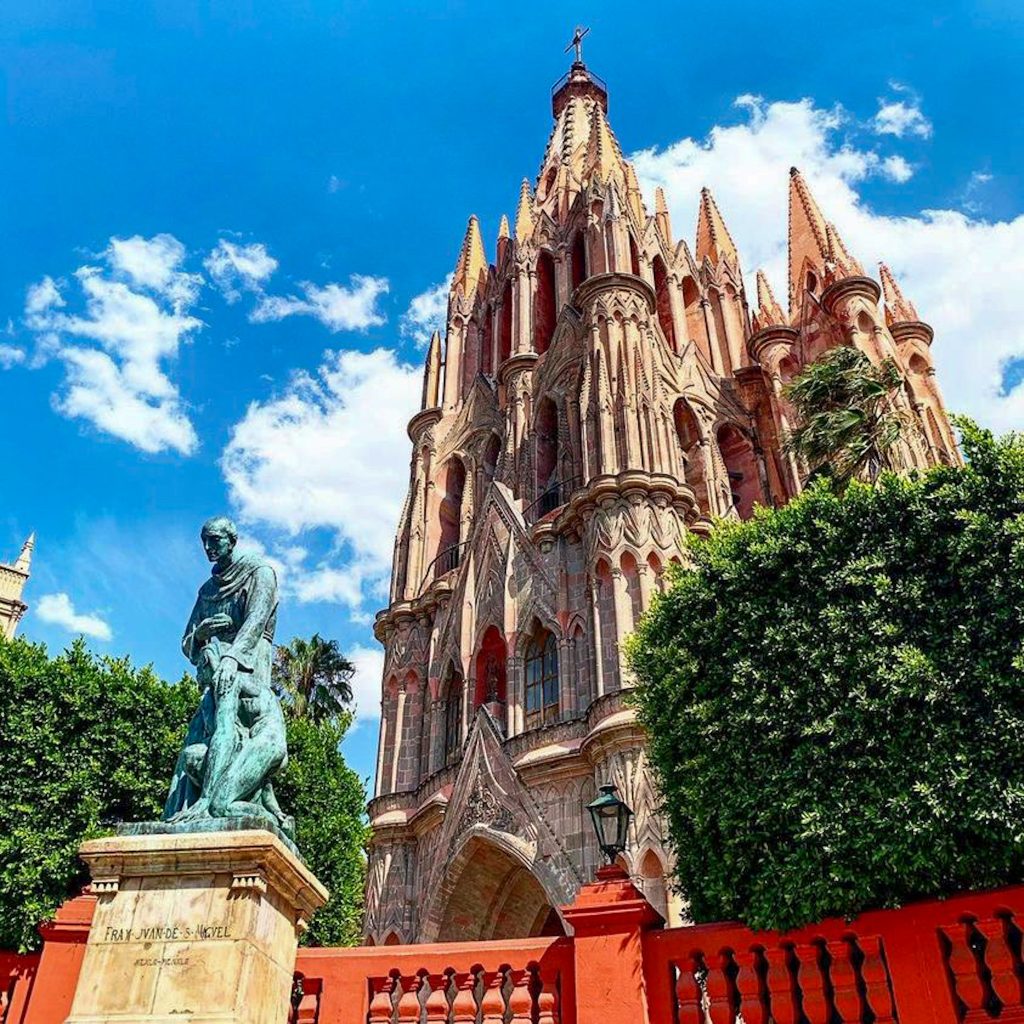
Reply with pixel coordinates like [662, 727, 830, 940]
[364, 57, 958, 945]
[0, 534, 33, 639]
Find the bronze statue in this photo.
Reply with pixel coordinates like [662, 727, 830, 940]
[163, 516, 293, 838]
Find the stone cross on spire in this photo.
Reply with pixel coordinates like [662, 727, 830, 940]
[565, 25, 590, 64]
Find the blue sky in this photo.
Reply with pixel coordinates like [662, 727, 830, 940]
[2, 1, 1022, 787]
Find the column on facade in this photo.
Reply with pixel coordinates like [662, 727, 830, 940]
[553, 249, 570, 309]
[610, 564, 633, 682]
[636, 560, 655, 611]
[667, 273, 687, 355]
[443, 319, 466, 409]
[514, 266, 532, 354]
[388, 686, 408, 793]
[589, 574, 606, 698]
[507, 652, 523, 736]
[557, 634, 573, 719]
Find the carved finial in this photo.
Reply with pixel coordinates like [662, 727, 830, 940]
[515, 179, 535, 241]
[14, 533, 34, 574]
[879, 262, 919, 325]
[696, 187, 738, 266]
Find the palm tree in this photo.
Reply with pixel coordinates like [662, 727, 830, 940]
[272, 634, 354, 722]
[784, 345, 910, 491]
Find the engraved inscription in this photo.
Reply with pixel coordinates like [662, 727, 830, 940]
[102, 923, 233, 943]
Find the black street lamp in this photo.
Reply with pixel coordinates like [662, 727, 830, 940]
[587, 783, 633, 865]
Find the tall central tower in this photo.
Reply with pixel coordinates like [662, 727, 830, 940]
[364, 54, 958, 945]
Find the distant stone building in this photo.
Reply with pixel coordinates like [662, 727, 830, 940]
[364, 54, 958, 944]
[0, 534, 34, 638]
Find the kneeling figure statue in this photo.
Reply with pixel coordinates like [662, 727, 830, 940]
[163, 516, 293, 839]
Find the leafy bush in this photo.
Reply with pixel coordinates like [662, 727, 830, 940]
[276, 712, 368, 946]
[628, 422, 1024, 930]
[0, 637, 367, 950]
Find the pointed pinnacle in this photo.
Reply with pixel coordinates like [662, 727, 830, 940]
[422, 331, 442, 409]
[878, 263, 919, 325]
[452, 215, 488, 298]
[515, 179, 535, 242]
[753, 270, 786, 330]
[497, 214, 510, 240]
[696, 187, 739, 265]
[788, 166, 832, 310]
[655, 187, 672, 243]
[14, 532, 34, 574]
[826, 222, 863, 277]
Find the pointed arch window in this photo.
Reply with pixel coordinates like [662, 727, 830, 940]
[525, 628, 559, 728]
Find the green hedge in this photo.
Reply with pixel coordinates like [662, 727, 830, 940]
[628, 422, 1024, 930]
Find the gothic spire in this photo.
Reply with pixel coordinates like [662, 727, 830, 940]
[879, 263, 919, 325]
[421, 331, 442, 410]
[787, 166, 831, 308]
[14, 533, 34, 575]
[451, 215, 488, 299]
[696, 187, 739, 266]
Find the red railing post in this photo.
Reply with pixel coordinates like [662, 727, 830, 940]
[561, 864, 663, 1024]
[23, 893, 95, 1024]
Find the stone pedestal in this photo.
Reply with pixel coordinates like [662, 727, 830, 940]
[66, 828, 328, 1024]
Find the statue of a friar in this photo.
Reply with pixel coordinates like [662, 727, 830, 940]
[163, 516, 293, 838]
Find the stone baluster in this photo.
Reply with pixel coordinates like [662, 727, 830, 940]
[368, 974, 396, 1023]
[396, 974, 423, 1022]
[795, 942, 829, 1024]
[535, 964, 558, 1024]
[825, 938, 864, 1023]
[451, 970, 478, 1024]
[480, 969, 506, 1023]
[674, 955, 702, 1024]
[976, 917, 1023, 1010]
[859, 936, 897, 1024]
[424, 972, 450, 1023]
[507, 968, 534, 1024]
[763, 947, 800, 1024]
[704, 951, 736, 1024]
[733, 948, 768, 1024]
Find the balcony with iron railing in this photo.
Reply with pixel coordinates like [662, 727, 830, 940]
[523, 477, 582, 526]
[419, 541, 468, 590]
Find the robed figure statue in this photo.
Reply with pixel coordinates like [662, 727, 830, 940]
[163, 516, 293, 838]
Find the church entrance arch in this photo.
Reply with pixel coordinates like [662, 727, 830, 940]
[430, 835, 566, 942]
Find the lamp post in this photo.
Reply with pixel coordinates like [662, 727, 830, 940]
[587, 783, 633, 866]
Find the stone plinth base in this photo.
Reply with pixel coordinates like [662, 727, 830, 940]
[67, 828, 328, 1024]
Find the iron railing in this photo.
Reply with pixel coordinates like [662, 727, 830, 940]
[523, 477, 582, 525]
[420, 541, 467, 588]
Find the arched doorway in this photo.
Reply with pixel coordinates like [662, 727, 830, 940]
[435, 837, 565, 941]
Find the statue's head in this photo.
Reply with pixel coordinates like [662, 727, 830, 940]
[200, 516, 238, 565]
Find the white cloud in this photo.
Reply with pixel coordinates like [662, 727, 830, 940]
[221, 347, 420, 615]
[26, 276, 65, 317]
[0, 345, 25, 369]
[630, 95, 1024, 432]
[36, 592, 112, 641]
[251, 275, 388, 332]
[401, 273, 452, 348]
[24, 235, 203, 454]
[346, 642, 384, 725]
[872, 95, 932, 139]
[204, 240, 279, 303]
[106, 234, 203, 309]
[881, 155, 913, 183]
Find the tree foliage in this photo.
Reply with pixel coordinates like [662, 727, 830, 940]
[0, 637, 368, 951]
[276, 712, 368, 946]
[273, 633, 355, 723]
[0, 639, 195, 951]
[784, 346, 911, 489]
[628, 422, 1024, 931]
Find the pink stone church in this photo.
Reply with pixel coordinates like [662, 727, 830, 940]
[364, 54, 958, 945]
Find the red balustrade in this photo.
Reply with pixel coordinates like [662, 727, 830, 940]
[644, 884, 1024, 1024]
[296, 936, 574, 1024]
[11, 879, 1024, 1023]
